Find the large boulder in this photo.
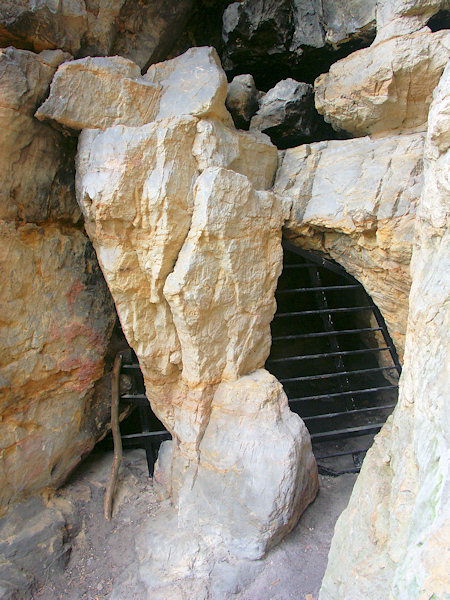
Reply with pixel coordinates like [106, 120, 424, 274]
[275, 132, 425, 359]
[250, 78, 332, 148]
[0, 47, 78, 222]
[315, 29, 450, 137]
[319, 60, 450, 600]
[177, 370, 318, 560]
[70, 48, 318, 558]
[225, 74, 259, 130]
[36, 47, 231, 131]
[75, 116, 278, 449]
[0, 222, 115, 509]
[0, 0, 193, 69]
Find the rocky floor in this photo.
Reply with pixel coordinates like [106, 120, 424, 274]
[33, 449, 356, 600]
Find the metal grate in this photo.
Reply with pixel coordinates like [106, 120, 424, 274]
[117, 364, 170, 476]
[266, 242, 401, 476]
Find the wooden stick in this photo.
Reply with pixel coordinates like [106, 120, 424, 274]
[104, 352, 123, 521]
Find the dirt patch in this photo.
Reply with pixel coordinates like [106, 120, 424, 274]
[33, 449, 356, 600]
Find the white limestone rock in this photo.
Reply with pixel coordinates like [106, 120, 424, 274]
[76, 116, 199, 381]
[315, 30, 450, 137]
[76, 116, 278, 383]
[36, 47, 232, 131]
[275, 132, 425, 359]
[144, 46, 232, 125]
[35, 55, 160, 131]
[164, 167, 289, 386]
[375, 0, 450, 43]
[192, 118, 278, 191]
[177, 370, 318, 560]
[319, 59, 450, 600]
[72, 52, 317, 565]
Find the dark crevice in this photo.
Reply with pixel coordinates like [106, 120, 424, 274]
[426, 10, 450, 32]
[224, 32, 375, 91]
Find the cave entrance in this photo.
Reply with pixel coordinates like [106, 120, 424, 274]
[266, 242, 401, 476]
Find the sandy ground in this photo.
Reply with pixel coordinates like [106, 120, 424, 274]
[33, 449, 356, 600]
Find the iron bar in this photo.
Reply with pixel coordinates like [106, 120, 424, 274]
[274, 306, 372, 317]
[282, 241, 356, 282]
[288, 385, 398, 403]
[310, 423, 384, 441]
[121, 431, 170, 442]
[301, 404, 396, 422]
[272, 327, 382, 341]
[280, 366, 397, 383]
[314, 448, 369, 460]
[120, 393, 148, 407]
[367, 300, 402, 376]
[267, 347, 391, 363]
[121, 364, 141, 371]
[277, 284, 360, 294]
[317, 465, 361, 476]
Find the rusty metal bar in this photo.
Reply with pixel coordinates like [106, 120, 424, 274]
[267, 347, 391, 363]
[288, 385, 398, 403]
[272, 327, 383, 341]
[280, 366, 397, 383]
[301, 404, 396, 422]
[277, 284, 360, 294]
[274, 306, 372, 317]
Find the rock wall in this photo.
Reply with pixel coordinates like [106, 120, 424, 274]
[0, 47, 116, 513]
[275, 132, 425, 359]
[319, 26, 450, 600]
[0, 0, 449, 597]
[0, 0, 194, 69]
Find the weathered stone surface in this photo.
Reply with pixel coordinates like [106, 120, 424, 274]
[144, 46, 231, 124]
[324, 0, 376, 46]
[226, 74, 259, 130]
[35, 55, 160, 131]
[319, 61, 450, 600]
[75, 69, 316, 559]
[221, 0, 376, 88]
[0, 0, 90, 55]
[76, 114, 278, 449]
[177, 370, 318, 560]
[0, 46, 117, 514]
[0, 0, 193, 69]
[192, 118, 278, 191]
[0, 495, 76, 600]
[76, 116, 199, 382]
[36, 47, 231, 131]
[315, 30, 450, 137]
[0, 47, 79, 223]
[250, 78, 331, 148]
[275, 132, 425, 359]
[375, 0, 450, 43]
[164, 167, 289, 386]
[0, 223, 115, 510]
[110, 0, 193, 69]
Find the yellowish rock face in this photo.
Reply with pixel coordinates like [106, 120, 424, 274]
[0, 47, 116, 512]
[315, 30, 450, 137]
[0, 222, 115, 510]
[275, 132, 426, 359]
